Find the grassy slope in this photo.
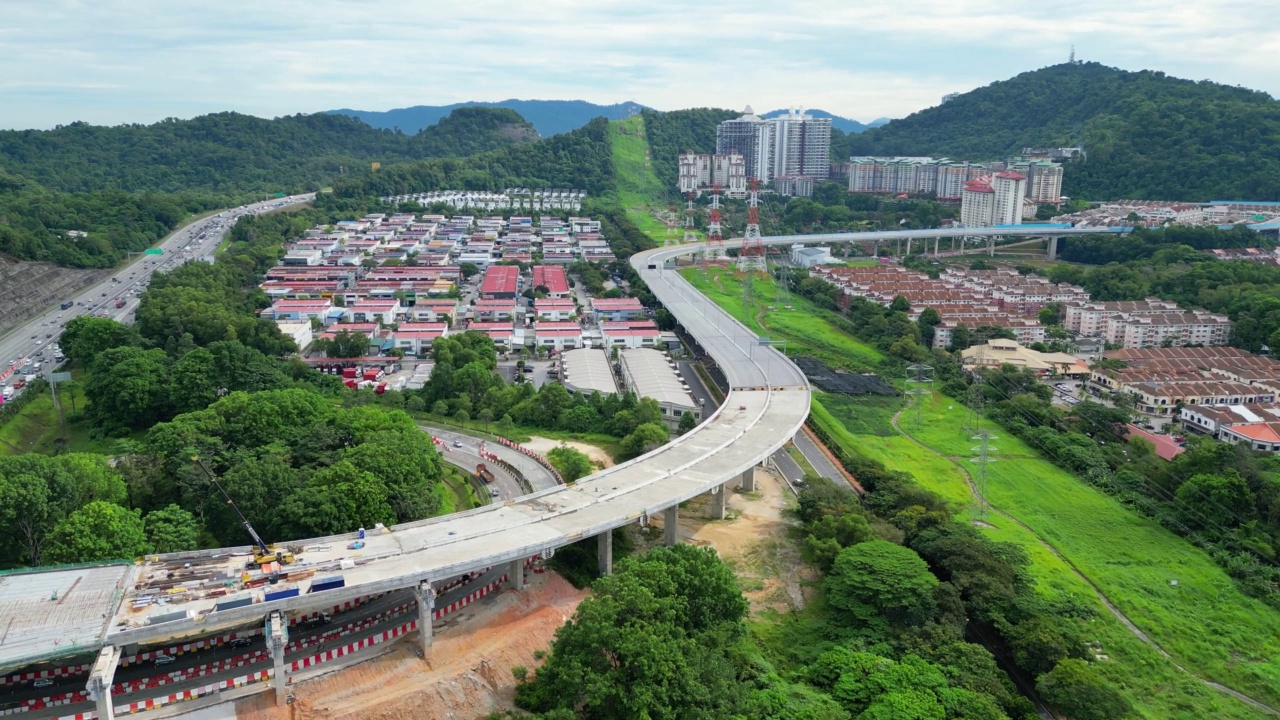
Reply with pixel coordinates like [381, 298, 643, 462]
[0, 373, 122, 456]
[684, 268, 1278, 718]
[609, 116, 701, 245]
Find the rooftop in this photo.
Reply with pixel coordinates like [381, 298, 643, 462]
[619, 348, 697, 410]
[0, 563, 131, 669]
[561, 349, 620, 396]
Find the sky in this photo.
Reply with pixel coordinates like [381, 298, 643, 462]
[3, 0, 1279, 130]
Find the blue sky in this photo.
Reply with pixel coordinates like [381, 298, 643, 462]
[3, 0, 1278, 130]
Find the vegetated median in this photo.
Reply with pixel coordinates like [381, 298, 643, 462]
[693, 263, 1280, 719]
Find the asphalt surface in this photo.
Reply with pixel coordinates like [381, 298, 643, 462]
[421, 424, 560, 492]
[791, 430, 847, 484]
[0, 195, 314, 402]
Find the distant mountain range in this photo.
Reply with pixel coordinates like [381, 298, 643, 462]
[328, 100, 647, 137]
[761, 109, 890, 134]
[331, 100, 890, 137]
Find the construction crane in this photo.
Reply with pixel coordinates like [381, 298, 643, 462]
[192, 456, 296, 567]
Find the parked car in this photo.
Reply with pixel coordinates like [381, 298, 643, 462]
[154, 655, 175, 666]
[32, 678, 53, 689]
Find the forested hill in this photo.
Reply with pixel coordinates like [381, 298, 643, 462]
[847, 62, 1280, 201]
[329, 116, 616, 201]
[329, 99, 646, 137]
[641, 108, 738, 186]
[0, 107, 538, 195]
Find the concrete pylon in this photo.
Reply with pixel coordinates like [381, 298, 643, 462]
[740, 467, 756, 492]
[267, 611, 289, 707]
[1047, 236, 1060, 261]
[86, 646, 121, 720]
[414, 581, 436, 661]
[597, 530, 613, 576]
[710, 483, 727, 520]
[664, 505, 679, 545]
[509, 559, 526, 591]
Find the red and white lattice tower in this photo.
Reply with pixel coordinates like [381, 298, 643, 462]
[737, 178, 767, 274]
[682, 192, 699, 245]
[701, 187, 725, 268]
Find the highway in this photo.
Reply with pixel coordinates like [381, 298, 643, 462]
[8, 565, 506, 719]
[3, 223, 1105, 716]
[422, 424, 560, 493]
[0, 194, 315, 402]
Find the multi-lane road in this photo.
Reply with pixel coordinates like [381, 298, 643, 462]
[0, 194, 314, 401]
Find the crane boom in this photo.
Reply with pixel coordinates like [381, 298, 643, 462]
[192, 457, 292, 564]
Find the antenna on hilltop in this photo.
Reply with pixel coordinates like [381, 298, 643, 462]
[1069, 45, 1076, 64]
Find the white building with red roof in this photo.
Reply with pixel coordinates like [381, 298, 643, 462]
[534, 321, 584, 352]
[961, 171, 1026, 227]
[601, 320, 661, 349]
[532, 265, 570, 298]
[390, 322, 449, 356]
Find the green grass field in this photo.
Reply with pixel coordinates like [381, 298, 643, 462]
[609, 115, 685, 246]
[0, 375, 123, 456]
[681, 267, 884, 372]
[685, 274, 1280, 718]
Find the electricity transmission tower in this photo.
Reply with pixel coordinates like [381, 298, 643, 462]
[970, 429, 998, 521]
[905, 363, 934, 427]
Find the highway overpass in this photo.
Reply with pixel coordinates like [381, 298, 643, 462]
[5, 220, 1135, 717]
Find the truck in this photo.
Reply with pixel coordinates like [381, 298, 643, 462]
[60, 300, 73, 310]
[115, 298, 126, 308]
[193, 458, 296, 567]
[475, 463, 495, 484]
[298, 612, 332, 629]
[215, 593, 255, 612]
[264, 587, 301, 603]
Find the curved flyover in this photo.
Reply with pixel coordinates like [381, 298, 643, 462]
[99, 240, 810, 653]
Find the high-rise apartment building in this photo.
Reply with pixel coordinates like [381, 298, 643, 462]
[715, 106, 831, 190]
[677, 152, 747, 198]
[960, 172, 1026, 227]
[715, 107, 775, 182]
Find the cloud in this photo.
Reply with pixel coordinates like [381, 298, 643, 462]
[1, 0, 1278, 129]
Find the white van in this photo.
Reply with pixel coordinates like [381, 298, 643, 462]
[32, 363, 41, 373]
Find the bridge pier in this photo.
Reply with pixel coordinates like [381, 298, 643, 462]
[710, 483, 727, 520]
[905, 238, 913, 256]
[1047, 236, 1060, 261]
[414, 581, 436, 661]
[86, 646, 120, 720]
[597, 530, 613, 576]
[986, 237, 995, 256]
[508, 558, 526, 591]
[267, 611, 288, 706]
[740, 467, 756, 492]
[664, 505, 679, 545]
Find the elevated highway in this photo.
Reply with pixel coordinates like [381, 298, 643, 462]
[9, 221, 1117, 716]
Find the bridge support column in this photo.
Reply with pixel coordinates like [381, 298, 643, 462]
[740, 467, 756, 492]
[986, 237, 995, 256]
[1047, 236, 1059, 261]
[87, 646, 120, 720]
[509, 558, 526, 591]
[267, 611, 289, 707]
[710, 483, 727, 520]
[414, 581, 436, 661]
[597, 530, 613, 576]
[664, 505, 679, 545]
[905, 238, 913, 256]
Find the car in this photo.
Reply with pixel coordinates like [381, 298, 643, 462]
[100, 292, 106, 297]
[154, 655, 175, 665]
[32, 678, 54, 689]
[452, 440, 463, 448]
[490, 489, 500, 498]
[347, 541, 365, 550]
[229, 638, 253, 649]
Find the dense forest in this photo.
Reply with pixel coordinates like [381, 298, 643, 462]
[640, 107, 738, 186]
[0, 168, 226, 267]
[329, 117, 617, 199]
[847, 62, 1280, 201]
[0, 107, 537, 195]
[328, 99, 645, 136]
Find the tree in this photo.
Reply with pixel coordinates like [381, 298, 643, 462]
[323, 330, 369, 358]
[44, 501, 149, 563]
[144, 504, 200, 554]
[889, 295, 911, 313]
[824, 540, 939, 625]
[1036, 659, 1133, 720]
[58, 316, 138, 367]
[677, 410, 698, 435]
[0, 472, 51, 565]
[459, 262, 480, 279]
[1038, 303, 1063, 326]
[622, 422, 669, 457]
[1174, 472, 1254, 530]
[1004, 615, 1089, 676]
[547, 445, 594, 482]
[84, 346, 173, 433]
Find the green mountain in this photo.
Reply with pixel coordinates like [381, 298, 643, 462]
[329, 116, 616, 201]
[847, 62, 1280, 201]
[0, 107, 538, 195]
[328, 99, 646, 137]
